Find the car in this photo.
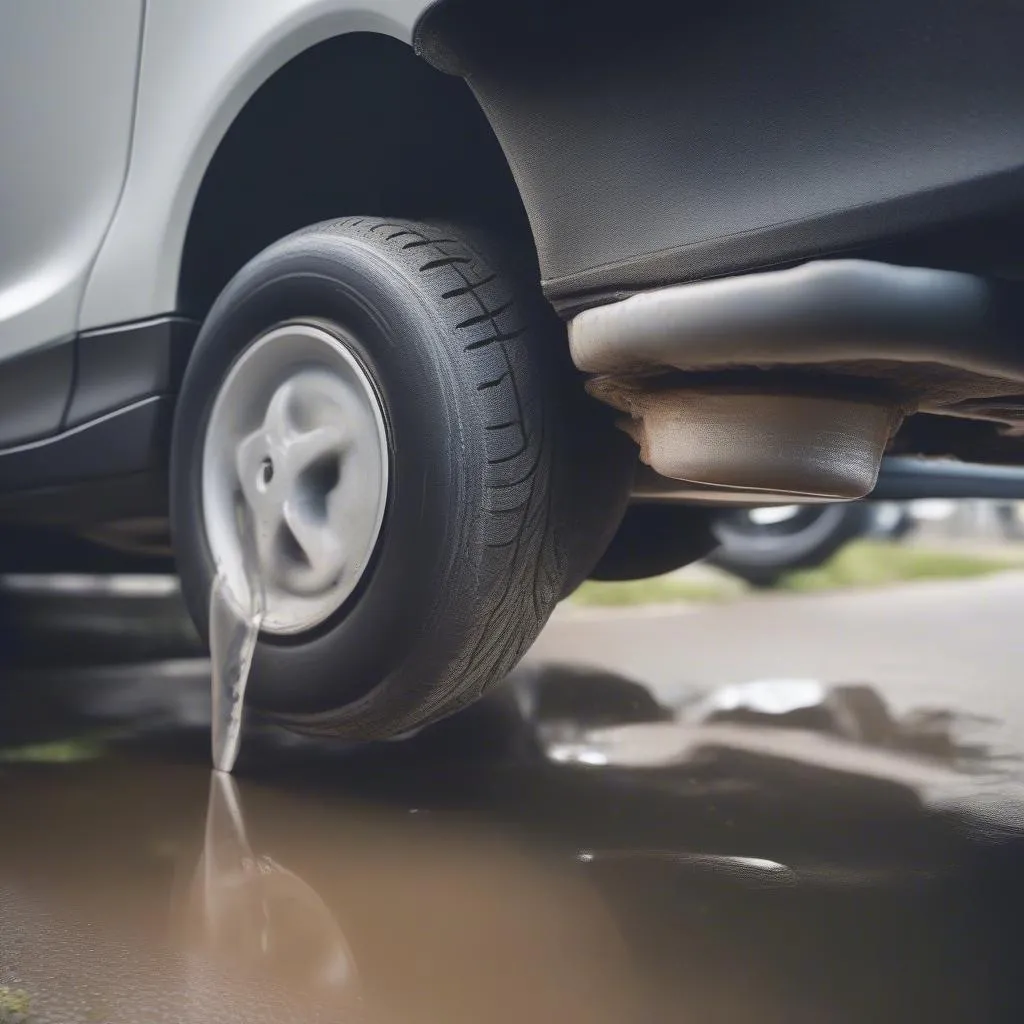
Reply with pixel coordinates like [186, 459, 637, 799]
[3, 0, 1024, 739]
[704, 501, 916, 588]
[706, 503, 878, 588]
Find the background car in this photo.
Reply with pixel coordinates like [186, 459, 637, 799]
[708, 503, 914, 588]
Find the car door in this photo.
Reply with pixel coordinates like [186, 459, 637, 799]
[0, 0, 143, 373]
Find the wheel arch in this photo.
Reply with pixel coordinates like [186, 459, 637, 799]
[80, 6, 534, 328]
[179, 32, 534, 318]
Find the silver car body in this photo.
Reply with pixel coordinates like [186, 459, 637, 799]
[0, 0, 429, 362]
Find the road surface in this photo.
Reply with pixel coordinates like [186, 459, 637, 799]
[3, 571, 1024, 1023]
[533, 571, 1024, 775]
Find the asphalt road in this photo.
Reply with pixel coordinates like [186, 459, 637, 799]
[533, 571, 1024, 778]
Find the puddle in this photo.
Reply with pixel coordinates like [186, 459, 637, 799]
[0, 765, 641, 1024]
[0, 679, 1020, 1022]
[4, 577, 1024, 1021]
[178, 773, 360, 1020]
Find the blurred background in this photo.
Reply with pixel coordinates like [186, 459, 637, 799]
[577, 498, 1024, 604]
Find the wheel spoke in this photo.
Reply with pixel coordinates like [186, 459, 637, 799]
[261, 378, 299, 445]
[280, 424, 347, 480]
[282, 501, 347, 592]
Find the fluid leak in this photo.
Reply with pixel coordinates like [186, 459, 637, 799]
[209, 494, 265, 774]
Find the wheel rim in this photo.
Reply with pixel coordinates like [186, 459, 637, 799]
[713, 505, 836, 544]
[202, 322, 389, 636]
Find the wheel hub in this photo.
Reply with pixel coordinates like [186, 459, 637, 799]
[202, 323, 389, 635]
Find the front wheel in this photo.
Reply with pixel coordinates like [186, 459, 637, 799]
[170, 218, 634, 739]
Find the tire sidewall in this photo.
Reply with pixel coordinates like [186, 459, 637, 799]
[709, 503, 872, 577]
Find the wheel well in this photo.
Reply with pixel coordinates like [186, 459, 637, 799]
[180, 32, 535, 318]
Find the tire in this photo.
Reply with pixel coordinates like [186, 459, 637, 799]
[589, 505, 718, 581]
[995, 502, 1024, 541]
[868, 503, 916, 542]
[707, 502, 872, 587]
[171, 218, 633, 739]
[884, 508, 916, 542]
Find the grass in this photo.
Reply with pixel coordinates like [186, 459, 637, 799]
[571, 574, 745, 607]
[0, 987, 31, 1024]
[0, 736, 108, 764]
[779, 539, 1022, 593]
[570, 540, 1022, 607]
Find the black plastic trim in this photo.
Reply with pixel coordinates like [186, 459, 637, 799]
[0, 341, 74, 447]
[0, 396, 171, 496]
[0, 315, 198, 519]
[0, 315, 196, 456]
[65, 317, 197, 428]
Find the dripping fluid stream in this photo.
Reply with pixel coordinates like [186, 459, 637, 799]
[210, 493, 265, 773]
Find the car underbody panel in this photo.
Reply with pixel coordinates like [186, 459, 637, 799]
[572, 260, 1024, 500]
[417, 0, 1024, 498]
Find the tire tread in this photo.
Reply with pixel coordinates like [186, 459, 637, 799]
[306, 217, 565, 734]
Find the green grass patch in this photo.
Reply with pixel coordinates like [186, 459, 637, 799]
[0, 736, 108, 764]
[0, 987, 32, 1024]
[778, 539, 1022, 593]
[569, 540, 1022, 607]
[571, 574, 745, 607]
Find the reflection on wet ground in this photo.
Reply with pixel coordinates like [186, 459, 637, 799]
[2, 579, 1024, 1022]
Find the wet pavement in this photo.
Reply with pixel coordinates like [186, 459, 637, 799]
[2, 575, 1024, 1023]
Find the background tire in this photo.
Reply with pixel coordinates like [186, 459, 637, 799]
[707, 503, 873, 588]
[995, 502, 1024, 541]
[171, 218, 634, 739]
